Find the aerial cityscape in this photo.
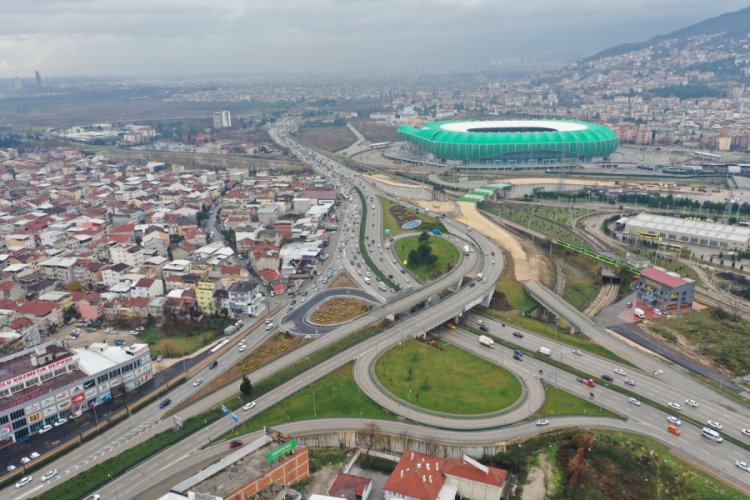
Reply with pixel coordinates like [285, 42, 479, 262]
[3, 2, 750, 499]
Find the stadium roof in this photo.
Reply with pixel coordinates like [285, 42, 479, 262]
[398, 119, 618, 163]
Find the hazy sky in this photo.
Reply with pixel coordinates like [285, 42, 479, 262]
[0, 0, 748, 79]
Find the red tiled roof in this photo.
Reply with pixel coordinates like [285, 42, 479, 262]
[383, 451, 444, 500]
[108, 234, 131, 244]
[640, 267, 688, 288]
[258, 269, 281, 282]
[443, 457, 507, 488]
[111, 224, 136, 233]
[328, 473, 371, 499]
[120, 297, 149, 308]
[272, 283, 285, 293]
[10, 317, 33, 330]
[135, 278, 155, 287]
[17, 300, 58, 316]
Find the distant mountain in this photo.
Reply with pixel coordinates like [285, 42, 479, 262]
[587, 5, 750, 61]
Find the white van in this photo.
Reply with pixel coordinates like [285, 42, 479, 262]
[701, 427, 723, 442]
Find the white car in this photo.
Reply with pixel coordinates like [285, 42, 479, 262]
[30, 451, 40, 459]
[192, 378, 204, 387]
[668, 402, 682, 411]
[667, 416, 682, 426]
[624, 379, 636, 387]
[7, 465, 16, 472]
[613, 368, 627, 376]
[742, 429, 750, 437]
[243, 401, 257, 411]
[628, 397, 641, 406]
[39, 424, 53, 434]
[737, 460, 750, 472]
[239, 345, 247, 352]
[41, 469, 58, 481]
[685, 399, 698, 408]
[15, 476, 32, 488]
[572, 349, 583, 356]
[707, 420, 723, 430]
[535, 419, 549, 426]
[654, 308, 663, 316]
[20, 457, 30, 464]
[53, 418, 67, 427]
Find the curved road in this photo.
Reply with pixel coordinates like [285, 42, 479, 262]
[283, 287, 380, 335]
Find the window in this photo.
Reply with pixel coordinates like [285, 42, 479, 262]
[12, 418, 27, 430]
[14, 428, 29, 440]
[10, 409, 25, 420]
[0, 415, 8, 424]
[97, 374, 108, 384]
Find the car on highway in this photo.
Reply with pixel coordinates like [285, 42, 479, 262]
[737, 460, 750, 472]
[572, 349, 583, 356]
[243, 401, 257, 411]
[513, 331, 524, 338]
[193, 378, 204, 387]
[601, 374, 614, 382]
[38, 424, 53, 434]
[628, 398, 641, 406]
[707, 420, 723, 430]
[239, 345, 247, 352]
[667, 416, 682, 426]
[209, 360, 218, 369]
[742, 428, 750, 437]
[446, 323, 456, 330]
[479, 325, 488, 332]
[668, 402, 682, 411]
[624, 379, 636, 387]
[577, 377, 596, 388]
[535, 419, 549, 426]
[229, 439, 244, 449]
[613, 368, 627, 376]
[667, 424, 681, 436]
[159, 398, 171, 409]
[685, 399, 698, 408]
[41, 469, 58, 481]
[15, 476, 32, 488]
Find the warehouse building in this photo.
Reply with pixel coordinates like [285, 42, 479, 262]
[624, 213, 750, 250]
[0, 341, 152, 447]
[636, 267, 695, 314]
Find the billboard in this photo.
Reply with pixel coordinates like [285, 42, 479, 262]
[0, 423, 13, 441]
[267, 438, 297, 463]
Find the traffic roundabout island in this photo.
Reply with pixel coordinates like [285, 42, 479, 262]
[392, 233, 462, 283]
[362, 338, 530, 424]
[398, 119, 619, 164]
[282, 288, 380, 335]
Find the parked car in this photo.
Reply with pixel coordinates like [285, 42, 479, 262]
[29, 452, 39, 460]
[7, 465, 16, 472]
[53, 418, 67, 427]
[38, 424, 53, 434]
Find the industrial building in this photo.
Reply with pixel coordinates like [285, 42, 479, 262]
[623, 213, 750, 250]
[213, 110, 232, 129]
[0, 341, 152, 447]
[636, 267, 695, 314]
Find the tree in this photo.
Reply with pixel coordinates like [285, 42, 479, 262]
[360, 422, 381, 458]
[418, 231, 430, 243]
[63, 306, 79, 323]
[66, 280, 84, 292]
[417, 243, 432, 259]
[240, 375, 253, 396]
[408, 249, 421, 264]
[425, 254, 439, 267]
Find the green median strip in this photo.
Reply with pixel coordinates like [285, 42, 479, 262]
[37, 322, 388, 500]
[355, 187, 399, 291]
[460, 325, 750, 455]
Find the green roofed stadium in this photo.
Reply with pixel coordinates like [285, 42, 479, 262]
[398, 119, 618, 165]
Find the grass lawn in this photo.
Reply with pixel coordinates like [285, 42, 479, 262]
[139, 318, 231, 358]
[536, 384, 620, 419]
[482, 202, 589, 248]
[394, 235, 460, 282]
[561, 251, 601, 311]
[380, 197, 444, 236]
[221, 364, 394, 440]
[495, 274, 539, 312]
[375, 338, 522, 415]
[649, 308, 750, 375]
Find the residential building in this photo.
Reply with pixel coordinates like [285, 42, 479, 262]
[636, 267, 695, 314]
[213, 110, 232, 129]
[110, 243, 145, 268]
[196, 279, 218, 315]
[228, 280, 265, 316]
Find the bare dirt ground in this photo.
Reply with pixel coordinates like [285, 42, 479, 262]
[305, 465, 342, 495]
[522, 452, 556, 500]
[456, 201, 540, 282]
[298, 126, 356, 152]
[310, 297, 373, 325]
[330, 272, 359, 289]
[362, 172, 425, 188]
[414, 200, 462, 218]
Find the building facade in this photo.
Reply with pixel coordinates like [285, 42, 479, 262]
[636, 267, 695, 313]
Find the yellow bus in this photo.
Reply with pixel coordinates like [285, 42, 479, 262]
[639, 231, 660, 241]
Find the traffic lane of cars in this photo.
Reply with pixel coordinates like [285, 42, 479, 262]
[473, 313, 750, 442]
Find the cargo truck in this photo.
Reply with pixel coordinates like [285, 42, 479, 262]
[537, 346, 552, 357]
[479, 335, 495, 348]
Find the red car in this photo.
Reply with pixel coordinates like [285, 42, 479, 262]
[229, 439, 243, 449]
[577, 377, 596, 388]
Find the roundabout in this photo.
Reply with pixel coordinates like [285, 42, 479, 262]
[282, 287, 380, 335]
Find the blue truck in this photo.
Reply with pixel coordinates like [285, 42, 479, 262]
[432, 229, 442, 235]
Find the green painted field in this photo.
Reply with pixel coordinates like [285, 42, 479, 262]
[394, 234, 460, 282]
[375, 338, 522, 415]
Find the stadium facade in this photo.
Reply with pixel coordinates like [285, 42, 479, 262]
[398, 119, 618, 166]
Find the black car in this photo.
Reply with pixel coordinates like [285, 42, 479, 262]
[479, 325, 488, 332]
[159, 398, 171, 409]
[601, 374, 614, 382]
[513, 331, 524, 339]
[209, 360, 218, 369]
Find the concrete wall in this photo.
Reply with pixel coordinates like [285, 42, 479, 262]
[296, 430, 506, 459]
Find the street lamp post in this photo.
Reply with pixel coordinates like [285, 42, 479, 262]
[313, 391, 317, 417]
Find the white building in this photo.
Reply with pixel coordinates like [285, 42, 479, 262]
[625, 213, 750, 250]
[213, 110, 232, 129]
